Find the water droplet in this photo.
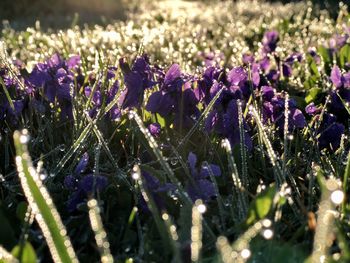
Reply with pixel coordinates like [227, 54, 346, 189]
[58, 145, 65, 152]
[19, 134, 29, 144]
[170, 157, 178, 166]
[128, 112, 135, 119]
[132, 172, 139, 180]
[241, 249, 251, 259]
[39, 174, 47, 180]
[197, 204, 206, 214]
[331, 190, 344, 205]
[287, 134, 294, 140]
[262, 229, 274, 239]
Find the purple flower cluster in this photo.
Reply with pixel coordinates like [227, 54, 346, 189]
[84, 67, 121, 120]
[0, 65, 25, 125]
[64, 152, 108, 211]
[186, 152, 221, 202]
[261, 86, 306, 131]
[26, 54, 80, 119]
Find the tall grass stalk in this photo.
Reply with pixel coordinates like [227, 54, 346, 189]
[87, 198, 114, 263]
[14, 130, 78, 263]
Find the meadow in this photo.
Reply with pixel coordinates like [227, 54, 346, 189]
[0, 0, 350, 262]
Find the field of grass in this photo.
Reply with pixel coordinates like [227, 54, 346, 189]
[1, 0, 350, 262]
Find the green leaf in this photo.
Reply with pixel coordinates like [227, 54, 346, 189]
[246, 185, 276, 225]
[0, 209, 16, 249]
[13, 130, 78, 263]
[339, 44, 350, 68]
[0, 246, 18, 263]
[11, 242, 37, 263]
[317, 46, 331, 64]
[249, 239, 308, 263]
[16, 202, 28, 222]
[305, 87, 322, 104]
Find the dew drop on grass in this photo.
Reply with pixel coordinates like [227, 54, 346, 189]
[39, 174, 47, 180]
[262, 229, 274, 239]
[197, 203, 206, 214]
[241, 249, 251, 259]
[170, 157, 178, 166]
[58, 145, 66, 152]
[330, 190, 344, 205]
[19, 134, 29, 144]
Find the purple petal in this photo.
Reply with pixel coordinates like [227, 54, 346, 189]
[67, 55, 81, 69]
[331, 65, 342, 88]
[164, 64, 181, 86]
[188, 152, 197, 175]
[261, 86, 274, 101]
[74, 152, 89, 174]
[199, 164, 221, 178]
[148, 123, 161, 137]
[291, 108, 306, 128]
[305, 103, 319, 115]
[119, 71, 143, 109]
[227, 67, 247, 86]
[187, 179, 216, 202]
[79, 175, 108, 193]
[64, 175, 78, 190]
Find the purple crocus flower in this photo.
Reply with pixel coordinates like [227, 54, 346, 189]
[118, 56, 156, 109]
[26, 54, 80, 119]
[205, 98, 252, 151]
[64, 153, 108, 211]
[146, 64, 199, 128]
[148, 123, 161, 137]
[186, 152, 221, 202]
[282, 53, 302, 78]
[305, 103, 320, 116]
[261, 90, 306, 131]
[138, 172, 176, 212]
[83, 67, 121, 120]
[66, 175, 108, 212]
[242, 53, 255, 65]
[329, 65, 350, 118]
[262, 30, 279, 54]
[317, 113, 345, 150]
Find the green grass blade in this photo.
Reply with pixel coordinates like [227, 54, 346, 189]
[0, 246, 19, 263]
[13, 130, 79, 263]
[87, 199, 114, 263]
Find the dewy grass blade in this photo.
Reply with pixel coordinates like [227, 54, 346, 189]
[131, 165, 173, 257]
[13, 130, 78, 263]
[221, 139, 248, 222]
[237, 100, 248, 188]
[312, 165, 343, 263]
[0, 76, 15, 111]
[53, 122, 92, 175]
[342, 151, 350, 213]
[87, 199, 114, 263]
[0, 246, 19, 263]
[203, 161, 226, 232]
[191, 200, 205, 263]
[249, 106, 284, 186]
[130, 110, 216, 241]
[85, 112, 132, 189]
[176, 87, 224, 152]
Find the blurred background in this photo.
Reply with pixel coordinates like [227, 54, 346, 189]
[0, 0, 344, 30]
